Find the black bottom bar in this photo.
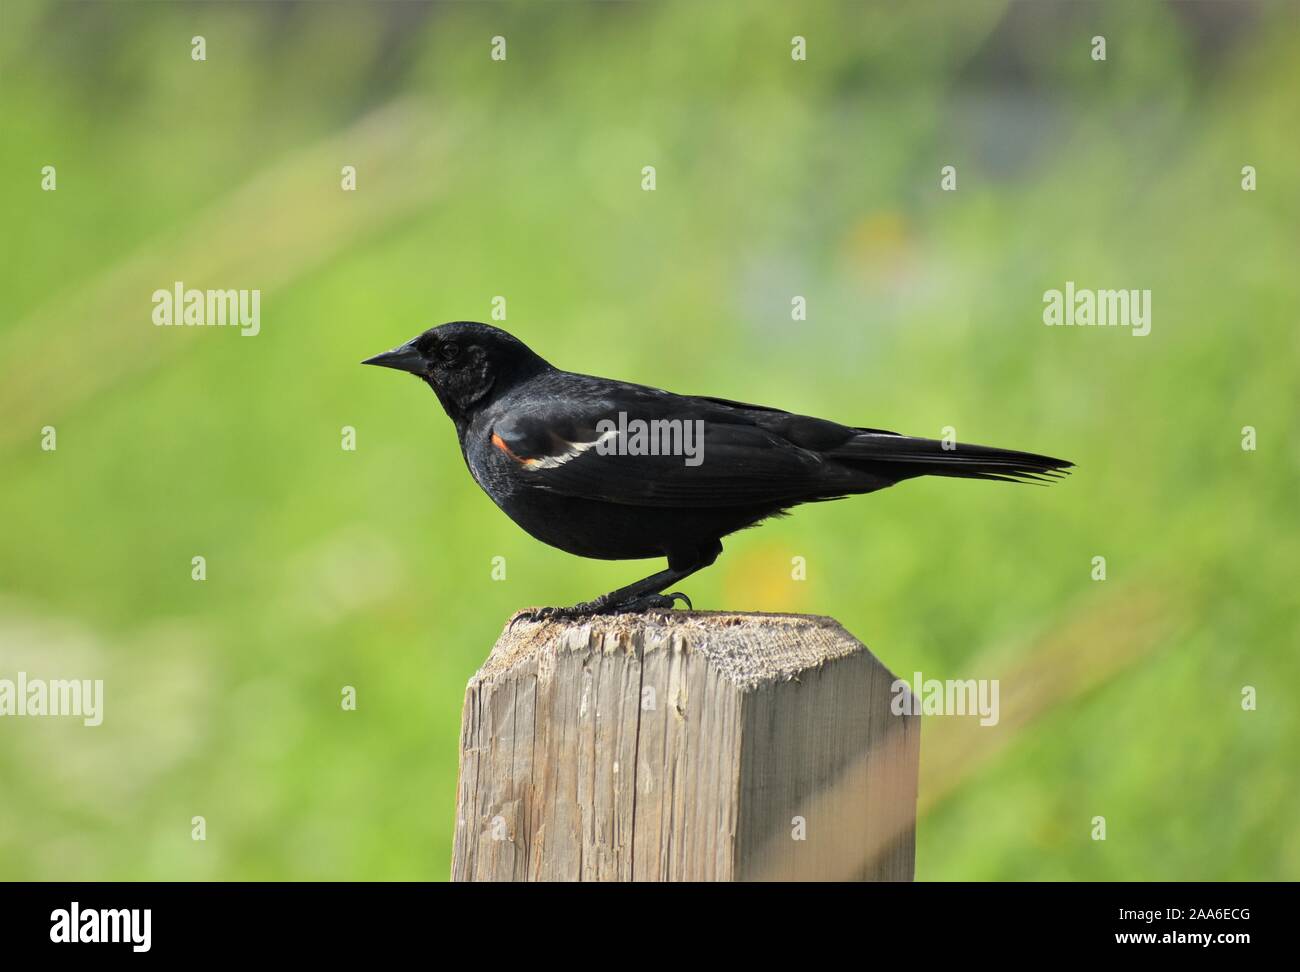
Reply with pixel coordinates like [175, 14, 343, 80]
[0, 881, 1286, 957]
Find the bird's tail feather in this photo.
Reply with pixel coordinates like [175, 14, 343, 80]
[831, 432, 1073, 485]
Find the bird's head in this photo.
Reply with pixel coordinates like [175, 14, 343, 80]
[363, 321, 550, 421]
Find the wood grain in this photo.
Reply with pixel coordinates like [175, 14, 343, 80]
[452, 611, 919, 881]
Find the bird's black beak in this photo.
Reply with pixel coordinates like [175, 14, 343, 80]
[361, 341, 426, 375]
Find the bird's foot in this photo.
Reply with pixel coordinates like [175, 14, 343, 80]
[611, 590, 693, 614]
[511, 591, 693, 627]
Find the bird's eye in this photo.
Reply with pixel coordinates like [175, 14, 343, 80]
[441, 342, 461, 363]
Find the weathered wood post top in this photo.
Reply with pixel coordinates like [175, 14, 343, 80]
[452, 611, 920, 881]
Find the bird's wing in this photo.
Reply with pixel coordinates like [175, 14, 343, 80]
[692, 394, 896, 433]
[487, 393, 860, 508]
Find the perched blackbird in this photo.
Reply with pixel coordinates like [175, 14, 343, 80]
[364, 322, 1071, 619]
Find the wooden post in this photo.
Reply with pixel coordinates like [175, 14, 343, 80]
[451, 612, 920, 881]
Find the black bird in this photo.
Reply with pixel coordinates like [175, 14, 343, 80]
[363, 322, 1071, 619]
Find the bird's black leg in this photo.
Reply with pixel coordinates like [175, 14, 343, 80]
[515, 541, 722, 624]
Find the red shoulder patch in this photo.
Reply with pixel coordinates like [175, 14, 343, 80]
[492, 432, 536, 466]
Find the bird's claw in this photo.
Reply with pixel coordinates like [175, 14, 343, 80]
[509, 601, 599, 628]
[510, 591, 693, 628]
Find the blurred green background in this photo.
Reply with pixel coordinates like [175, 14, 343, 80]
[1, 0, 1297, 881]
